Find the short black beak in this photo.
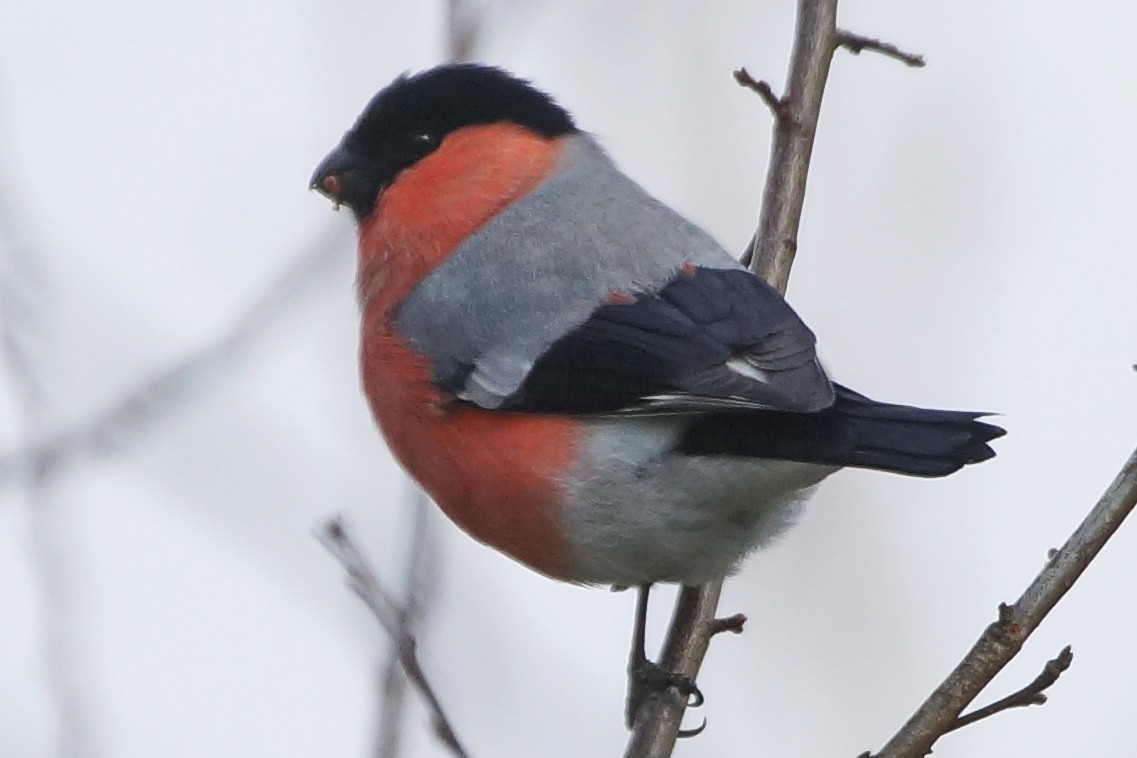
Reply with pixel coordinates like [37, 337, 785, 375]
[310, 144, 361, 197]
[309, 144, 380, 215]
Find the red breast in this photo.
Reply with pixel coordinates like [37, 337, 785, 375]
[356, 123, 580, 580]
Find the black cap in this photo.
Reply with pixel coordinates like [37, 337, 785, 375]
[311, 64, 577, 218]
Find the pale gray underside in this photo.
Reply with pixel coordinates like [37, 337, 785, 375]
[562, 417, 837, 586]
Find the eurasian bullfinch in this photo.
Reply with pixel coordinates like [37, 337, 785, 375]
[310, 63, 1003, 715]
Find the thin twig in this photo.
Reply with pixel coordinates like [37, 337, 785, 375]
[743, 0, 840, 292]
[733, 68, 787, 122]
[710, 614, 748, 637]
[945, 645, 1073, 734]
[319, 517, 469, 758]
[867, 446, 1137, 757]
[447, 0, 483, 63]
[625, 3, 841, 756]
[0, 102, 104, 755]
[366, 7, 483, 754]
[376, 488, 437, 758]
[836, 30, 925, 67]
[0, 129, 47, 410]
[624, 583, 723, 756]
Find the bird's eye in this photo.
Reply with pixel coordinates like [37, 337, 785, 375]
[409, 132, 438, 153]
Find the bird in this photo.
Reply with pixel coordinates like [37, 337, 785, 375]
[310, 62, 1004, 727]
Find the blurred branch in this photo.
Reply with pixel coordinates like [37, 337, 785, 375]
[0, 223, 347, 490]
[358, 6, 484, 756]
[864, 447, 1137, 756]
[320, 517, 469, 758]
[447, 0, 485, 63]
[0, 79, 347, 747]
[0, 105, 105, 756]
[0, 119, 348, 750]
[0, 214, 346, 757]
[375, 488, 438, 758]
[0, 150, 46, 412]
[627, 2, 927, 755]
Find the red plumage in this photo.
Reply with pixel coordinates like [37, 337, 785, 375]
[357, 122, 579, 579]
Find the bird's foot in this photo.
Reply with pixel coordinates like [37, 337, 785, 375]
[625, 657, 706, 736]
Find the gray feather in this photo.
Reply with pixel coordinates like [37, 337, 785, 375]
[394, 135, 736, 407]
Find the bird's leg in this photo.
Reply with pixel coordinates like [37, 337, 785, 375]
[624, 583, 704, 732]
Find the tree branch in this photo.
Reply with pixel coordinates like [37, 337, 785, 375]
[624, 583, 724, 756]
[741, 0, 839, 292]
[1, 112, 107, 754]
[732, 68, 787, 123]
[375, 489, 438, 758]
[866, 446, 1137, 756]
[319, 517, 469, 758]
[625, 1, 843, 754]
[836, 30, 925, 67]
[945, 645, 1072, 734]
[447, 0, 483, 63]
[359, 7, 485, 756]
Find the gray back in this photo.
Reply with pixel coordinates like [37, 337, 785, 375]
[394, 134, 739, 409]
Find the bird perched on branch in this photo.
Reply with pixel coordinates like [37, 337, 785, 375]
[311, 62, 1003, 724]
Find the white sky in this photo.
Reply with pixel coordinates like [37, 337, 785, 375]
[2, 1, 1136, 756]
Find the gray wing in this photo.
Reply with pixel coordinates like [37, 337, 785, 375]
[394, 134, 832, 414]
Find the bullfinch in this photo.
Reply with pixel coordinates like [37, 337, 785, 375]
[311, 63, 1004, 718]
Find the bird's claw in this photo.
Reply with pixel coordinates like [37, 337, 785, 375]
[678, 717, 708, 738]
[626, 658, 705, 731]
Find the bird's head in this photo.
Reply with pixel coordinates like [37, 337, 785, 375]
[310, 64, 577, 220]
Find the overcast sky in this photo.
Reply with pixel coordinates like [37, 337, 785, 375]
[2, 2, 1136, 756]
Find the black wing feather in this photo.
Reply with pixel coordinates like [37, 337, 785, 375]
[500, 267, 833, 414]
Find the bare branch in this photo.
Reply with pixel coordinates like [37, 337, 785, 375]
[319, 517, 469, 758]
[733, 68, 787, 122]
[447, 0, 485, 63]
[626, 2, 843, 754]
[0, 97, 105, 755]
[360, 5, 486, 752]
[376, 489, 438, 758]
[743, 0, 840, 291]
[945, 646, 1073, 734]
[836, 30, 926, 68]
[0, 142, 48, 412]
[867, 446, 1137, 757]
[624, 583, 725, 756]
[709, 613, 747, 637]
[1, 116, 351, 754]
[364, 3, 483, 749]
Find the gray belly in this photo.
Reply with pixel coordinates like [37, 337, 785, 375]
[560, 417, 836, 586]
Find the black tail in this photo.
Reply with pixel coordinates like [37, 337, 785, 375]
[676, 384, 1006, 477]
